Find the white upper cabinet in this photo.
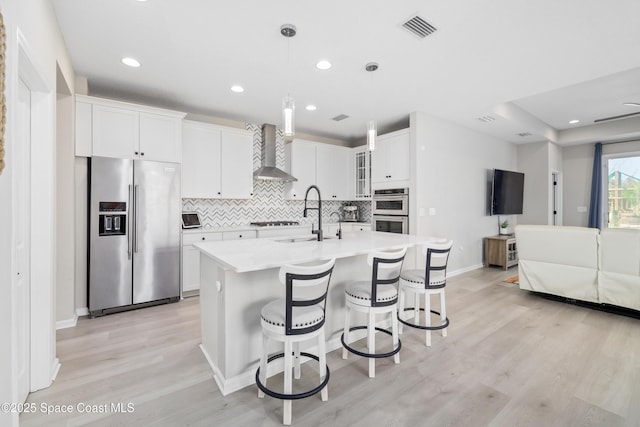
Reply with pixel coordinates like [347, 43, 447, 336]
[182, 121, 222, 198]
[182, 120, 253, 199]
[371, 129, 410, 187]
[316, 144, 351, 200]
[78, 95, 185, 162]
[286, 139, 353, 201]
[139, 112, 183, 162]
[75, 100, 93, 157]
[353, 146, 371, 199]
[219, 128, 254, 199]
[285, 139, 317, 200]
[92, 104, 139, 159]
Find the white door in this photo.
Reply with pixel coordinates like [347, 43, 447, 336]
[16, 78, 32, 403]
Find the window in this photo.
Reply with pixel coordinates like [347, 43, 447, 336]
[604, 154, 640, 228]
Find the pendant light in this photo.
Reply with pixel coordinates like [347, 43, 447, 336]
[367, 120, 377, 151]
[365, 62, 379, 151]
[281, 24, 296, 137]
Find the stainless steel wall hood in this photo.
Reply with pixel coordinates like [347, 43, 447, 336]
[253, 124, 297, 182]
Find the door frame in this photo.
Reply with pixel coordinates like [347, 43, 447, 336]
[14, 29, 59, 396]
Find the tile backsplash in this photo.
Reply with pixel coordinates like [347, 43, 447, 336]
[181, 123, 371, 229]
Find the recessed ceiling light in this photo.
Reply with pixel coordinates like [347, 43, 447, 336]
[121, 57, 140, 68]
[230, 85, 244, 93]
[316, 60, 332, 70]
[306, 105, 317, 111]
[569, 119, 580, 124]
[623, 102, 640, 107]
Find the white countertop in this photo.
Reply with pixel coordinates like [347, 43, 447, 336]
[193, 231, 431, 273]
[182, 222, 370, 234]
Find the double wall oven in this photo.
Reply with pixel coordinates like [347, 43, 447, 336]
[373, 188, 409, 234]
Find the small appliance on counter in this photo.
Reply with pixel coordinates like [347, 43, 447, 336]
[342, 204, 359, 222]
[182, 211, 202, 229]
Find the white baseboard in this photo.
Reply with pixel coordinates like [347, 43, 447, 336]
[56, 313, 78, 330]
[56, 307, 89, 330]
[50, 357, 61, 382]
[448, 263, 483, 278]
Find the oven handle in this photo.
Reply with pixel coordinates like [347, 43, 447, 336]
[372, 195, 408, 202]
[373, 215, 409, 221]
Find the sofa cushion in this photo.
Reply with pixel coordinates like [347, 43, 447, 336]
[599, 228, 640, 275]
[515, 225, 600, 303]
[515, 225, 599, 269]
[599, 228, 640, 311]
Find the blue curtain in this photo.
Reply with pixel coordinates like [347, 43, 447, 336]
[588, 142, 603, 228]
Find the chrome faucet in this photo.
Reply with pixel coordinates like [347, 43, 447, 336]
[330, 211, 342, 239]
[303, 185, 323, 241]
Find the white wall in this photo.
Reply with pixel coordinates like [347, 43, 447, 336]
[516, 141, 564, 225]
[517, 142, 549, 225]
[562, 143, 593, 226]
[0, 1, 75, 425]
[410, 112, 518, 273]
[56, 87, 75, 325]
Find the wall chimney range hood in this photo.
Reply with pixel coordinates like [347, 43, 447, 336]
[253, 124, 297, 182]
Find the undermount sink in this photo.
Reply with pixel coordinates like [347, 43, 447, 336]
[273, 235, 336, 243]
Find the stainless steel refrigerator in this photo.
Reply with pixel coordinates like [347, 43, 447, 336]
[89, 157, 181, 316]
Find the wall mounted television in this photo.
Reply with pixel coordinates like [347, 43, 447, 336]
[491, 169, 524, 215]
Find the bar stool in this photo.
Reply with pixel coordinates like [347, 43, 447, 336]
[341, 248, 406, 378]
[256, 258, 335, 425]
[398, 240, 453, 347]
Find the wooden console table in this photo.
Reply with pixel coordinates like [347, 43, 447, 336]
[484, 235, 518, 270]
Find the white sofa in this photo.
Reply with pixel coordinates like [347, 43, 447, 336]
[515, 225, 640, 312]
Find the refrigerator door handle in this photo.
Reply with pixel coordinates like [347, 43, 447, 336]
[128, 184, 133, 259]
[134, 185, 140, 253]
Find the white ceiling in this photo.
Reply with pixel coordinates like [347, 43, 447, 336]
[50, 0, 640, 145]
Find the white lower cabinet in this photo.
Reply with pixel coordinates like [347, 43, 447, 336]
[222, 230, 257, 240]
[181, 232, 223, 294]
[324, 223, 371, 238]
[180, 229, 257, 295]
[256, 227, 310, 239]
[351, 224, 371, 232]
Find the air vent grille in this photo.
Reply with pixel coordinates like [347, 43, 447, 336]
[517, 132, 533, 137]
[477, 115, 496, 123]
[402, 16, 437, 38]
[332, 114, 350, 122]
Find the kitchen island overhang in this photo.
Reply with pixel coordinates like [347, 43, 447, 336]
[194, 231, 438, 395]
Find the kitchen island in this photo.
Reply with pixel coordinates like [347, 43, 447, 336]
[194, 231, 434, 395]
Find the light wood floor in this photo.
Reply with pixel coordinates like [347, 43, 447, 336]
[20, 267, 640, 427]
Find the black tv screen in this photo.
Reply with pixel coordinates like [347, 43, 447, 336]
[492, 169, 524, 215]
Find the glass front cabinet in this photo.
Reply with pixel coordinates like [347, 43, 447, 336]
[354, 147, 371, 199]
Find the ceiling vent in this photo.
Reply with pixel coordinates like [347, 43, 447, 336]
[517, 132, 533, 137]
[402, 15, 437, 39]
[332, 114, 350, 122]
[477, 115, 497, 123]
[594, 111, 640, 123]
